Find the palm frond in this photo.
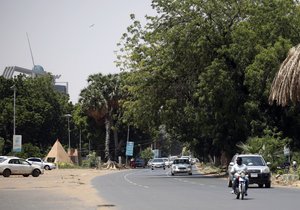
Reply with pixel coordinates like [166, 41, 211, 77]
[269, 44, 300, 106]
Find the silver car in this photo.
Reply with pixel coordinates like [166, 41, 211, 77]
[151, 158, 166, 170]
[0, 156, 44, 177]
[26, 157, 56, 170]
[227, 154, 271, 188]
[171, 158, 192, 175]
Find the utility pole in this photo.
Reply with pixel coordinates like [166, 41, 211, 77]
[10, 85, 16, 136]
[64, 114, 72, 153]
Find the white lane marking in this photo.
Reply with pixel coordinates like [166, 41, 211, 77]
[167, 170, 209, 186]
[124, 172, 149, 189]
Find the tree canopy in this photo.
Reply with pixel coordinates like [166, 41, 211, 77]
[117, 0, 300, 161]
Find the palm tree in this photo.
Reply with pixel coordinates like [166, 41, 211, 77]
[79, 73, 121, 162]
[269, 44, 300, 106]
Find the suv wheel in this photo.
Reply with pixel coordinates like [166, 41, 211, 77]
[265, 182, 271, 188]
[44, 165, 50, 170]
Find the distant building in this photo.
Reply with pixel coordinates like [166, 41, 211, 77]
[1, 65, 68, 94]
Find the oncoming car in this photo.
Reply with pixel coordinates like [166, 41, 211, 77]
[0, 156, 44, 177]
[227, 154, 271, 188]
[151, 158, 166, 170]
[171, 158, 192, 176]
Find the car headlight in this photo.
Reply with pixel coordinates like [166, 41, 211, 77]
[262, 167, 270, 173]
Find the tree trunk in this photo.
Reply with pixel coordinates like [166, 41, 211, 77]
[104, 116, 111, 161]
[113, 126, 118, 161]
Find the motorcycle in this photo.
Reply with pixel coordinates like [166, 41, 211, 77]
[233, 171, 247, 200]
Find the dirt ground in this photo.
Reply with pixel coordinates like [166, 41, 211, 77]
[0, 168, 119, 209]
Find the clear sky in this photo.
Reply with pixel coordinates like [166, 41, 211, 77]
[0, 0, 156, 103]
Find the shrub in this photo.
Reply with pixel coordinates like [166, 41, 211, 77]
[57, 162, 77, 169]
[237, 128, 291, 172]
[81, 152, 98, 168]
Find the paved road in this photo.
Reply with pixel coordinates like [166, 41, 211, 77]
[92, 167, 300, 210]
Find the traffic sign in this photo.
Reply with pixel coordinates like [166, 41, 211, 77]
[126, 141, 134, 156]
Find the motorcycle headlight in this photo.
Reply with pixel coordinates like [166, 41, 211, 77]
[262, 167, 270, 173]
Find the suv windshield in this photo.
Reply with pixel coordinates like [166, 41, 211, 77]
[240, 156, 265, 166]
[174, 159, 190, 164]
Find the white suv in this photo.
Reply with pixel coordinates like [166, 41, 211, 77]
[227, 154, 271, 188]
[26, 157, 56, 170]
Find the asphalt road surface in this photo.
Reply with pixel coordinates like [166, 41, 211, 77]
[92, 167, 300, 210]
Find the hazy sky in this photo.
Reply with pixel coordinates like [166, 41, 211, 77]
[0, 0, 156, 103]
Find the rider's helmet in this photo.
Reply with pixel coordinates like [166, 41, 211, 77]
[236, 157, 242, 165]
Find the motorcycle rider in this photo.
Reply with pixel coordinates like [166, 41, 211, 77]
[230, 157, 249, 196]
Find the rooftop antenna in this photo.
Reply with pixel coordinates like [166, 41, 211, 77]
[26, 32, 35, 67]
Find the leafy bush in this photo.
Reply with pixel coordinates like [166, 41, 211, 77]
[237, 128, 291, 171]
[140, 147, 154, 162]
[81, 152, 98, 168]
[57, 162, 77, 169]
[8, 143, 42, 159]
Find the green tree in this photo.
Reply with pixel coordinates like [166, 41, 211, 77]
[0, 74, 71, 155]
[79, 73, 121, 161]
[117, 0, 300, 163]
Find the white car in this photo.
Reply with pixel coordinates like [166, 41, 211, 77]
[171, 158, 192, 175]
[151, 158, 166, 170]
[169, 156, 178, 164]
[0, 156, 44, 177]
[26, 157, 56, 170]
[162, 157, 171, 168]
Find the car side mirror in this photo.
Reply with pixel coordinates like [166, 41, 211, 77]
[229, 162, 234, 166]
[266, 162, 271, 166]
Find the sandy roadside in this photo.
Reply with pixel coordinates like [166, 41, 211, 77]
[0, 168, 120, 209]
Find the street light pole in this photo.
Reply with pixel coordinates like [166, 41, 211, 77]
[10, 85, 16, 136]
[64, 114, 72, 153]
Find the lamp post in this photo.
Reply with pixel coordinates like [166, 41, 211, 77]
[10, 85, 16, 136]
[64, 114, 72, 152]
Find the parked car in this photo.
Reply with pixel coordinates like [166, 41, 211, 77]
[26, 157, 56, 170]
[134, 158, 146, 168]
[0, 156, 44, 177]
[171, 158, 192, 175]
[151, 158, 166, 170]
[227, 154, 271, 188]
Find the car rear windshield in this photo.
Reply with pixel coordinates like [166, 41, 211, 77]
[241, 156, 265, 166]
